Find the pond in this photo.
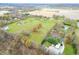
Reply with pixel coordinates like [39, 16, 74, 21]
[64, 25, 69, 31]
[77, 22, 79, 28]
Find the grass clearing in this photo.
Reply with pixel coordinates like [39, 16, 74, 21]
[64, 44, 75, 55]
[7, 17, 56, 45]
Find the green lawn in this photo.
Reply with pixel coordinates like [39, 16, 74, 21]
[8, 17, 41, 33]
[7, 17, 57, 44]
[64, 44, 75, 55]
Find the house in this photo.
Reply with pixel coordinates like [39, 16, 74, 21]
[46, 42, 64, 55]
[1, 26, 9, 31]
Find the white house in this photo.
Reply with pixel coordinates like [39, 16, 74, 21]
[46, 42, 64, 55]
[1, 26, 9, 31]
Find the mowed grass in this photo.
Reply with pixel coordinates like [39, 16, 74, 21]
[30, 19, 57, 44]
[7, 17, 57, 45]
[64, 44, 75, 55]
[8, 17, 41, 33]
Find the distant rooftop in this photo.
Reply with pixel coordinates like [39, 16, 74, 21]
[0, 10, 10, 16]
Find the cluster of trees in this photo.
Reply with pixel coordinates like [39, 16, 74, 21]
[0, 13, 16, 27]
[0, 11, 29, 27]
[32, 23, 42, 32]
[64, 19, 78, 44]
[64, 18, 78, 28]
[64, 19, 79, 54]
[53, 15, 65, 20]
[0, 29, 45, 55]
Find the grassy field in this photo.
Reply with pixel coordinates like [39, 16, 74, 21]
[64, 44, 75, 55]
[7, 17, 57, 44]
